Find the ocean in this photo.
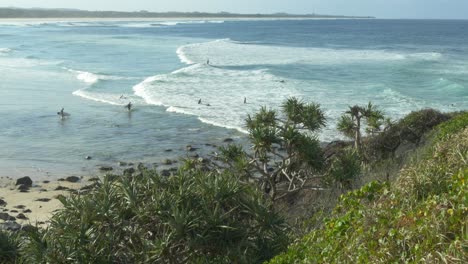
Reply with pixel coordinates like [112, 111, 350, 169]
[0, 19, 467, 179]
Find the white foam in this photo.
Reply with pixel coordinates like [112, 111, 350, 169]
[0, 48, 12, 54]
[157, 20, 224, 26]
[76, 71, 100, 84]
[72, 89, 145, 106]
[66, 68, 136, 85]
[176, 39, 441, 67]
[133, 63, 302, 134]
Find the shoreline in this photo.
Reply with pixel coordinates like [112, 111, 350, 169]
[0, 176, 93, 229]
[0, 16, 373, 23]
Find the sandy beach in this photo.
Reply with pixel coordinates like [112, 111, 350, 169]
[0, 176, 94, 228]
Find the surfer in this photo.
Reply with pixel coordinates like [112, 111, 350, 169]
[244, 97, 247, 104]
[57, 108, 68, 119]
[206, 59, 210, 65]
[119, 95, 127, 99]
[198, 98, 202, 104]
[125, 102, 132, 111]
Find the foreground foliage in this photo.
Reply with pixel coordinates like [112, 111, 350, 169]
[18, 167, 288, 263]
[269, 114, 468, 263]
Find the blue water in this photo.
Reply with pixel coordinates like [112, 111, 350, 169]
[0, 19, 467, 179]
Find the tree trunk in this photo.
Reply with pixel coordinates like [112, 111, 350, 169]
[355, 116, 361, 151]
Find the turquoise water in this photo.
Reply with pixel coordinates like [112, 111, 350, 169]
[0, 19, 467, 179]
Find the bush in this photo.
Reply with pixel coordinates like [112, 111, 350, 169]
[268, 124, 468, 263]
[364, 108, 449, 160]
[326, 149, 361, 190]
[20, 165, 289, 264]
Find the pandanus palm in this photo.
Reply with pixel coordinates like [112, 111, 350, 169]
[337, 102, 384, 151]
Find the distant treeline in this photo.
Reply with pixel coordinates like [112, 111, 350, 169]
[0, 8, 374, 19]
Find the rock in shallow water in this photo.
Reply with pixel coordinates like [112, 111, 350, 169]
[99, 166, 113, 171]
[65, 176, 80, 183]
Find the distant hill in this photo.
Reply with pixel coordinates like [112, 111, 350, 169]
[0, 7, 374, 19]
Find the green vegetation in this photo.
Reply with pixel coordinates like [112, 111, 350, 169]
[1, 101, 466, 263]
[337, 102, 385, 151]
[0, 230, 20, 263]
[269, 112, 468, 263]
[16, 166, 288, 263]
[218, 97, 326, 200]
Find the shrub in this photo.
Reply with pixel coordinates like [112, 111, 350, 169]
[268, 124, 468, 263]
[326, 149, 361, 190]
[21, 165, 289, 264]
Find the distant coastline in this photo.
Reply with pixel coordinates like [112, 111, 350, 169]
[0, 7, 374, 19]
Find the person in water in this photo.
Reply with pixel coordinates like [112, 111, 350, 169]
[244, 97, 247, 104]
[57, 108, 67, 119]
[206, 59, 210, 65]
[126, 102, 132, 111]
[198, 98, 202, 104]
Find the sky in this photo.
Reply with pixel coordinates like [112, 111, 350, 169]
[1, 0, 468, 19]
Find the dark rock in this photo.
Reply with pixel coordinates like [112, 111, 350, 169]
[13, 205, 25, 209]
[55, 186, 69, 191]
[190, 153, 200, 159]
[118, 161, 128, 166]
[17, 184, 29, 192]
[223, 138, 234, 143]
[65, 176, 80, 183]
[186, 145, 197, 152]
[123, 167, 135, 175]
[58, 178, 65, 181]
[16, 213, 28, 220]
[88, 177, 100, 182]
[1, 221, 21, 231]
[162, 159, 173, 165]
[164, 149, 173, 152]
[205, 143, 212, 147]
[15, 176, 32, 187]
[0, 199, 6, 207]
[23, 209, 32, 213]
[42, 180, 50, 184]
[161, 170, 171, 177]
[99, 166, 113, 171]
[36, 198, 51, 202]
[137, 163, 146, 171]
[2, 209, 7, 212]
[128, 162, 134, 166]
[169, 167, 178, 172]
[0, 213, 15, 221]
[10, 210, 18, 213]
[21, 224, 37, 232]
[85, 156, 92, 160]
[39, 189, 47, 192]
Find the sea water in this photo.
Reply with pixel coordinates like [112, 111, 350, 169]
[0, 19, 467, 179]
